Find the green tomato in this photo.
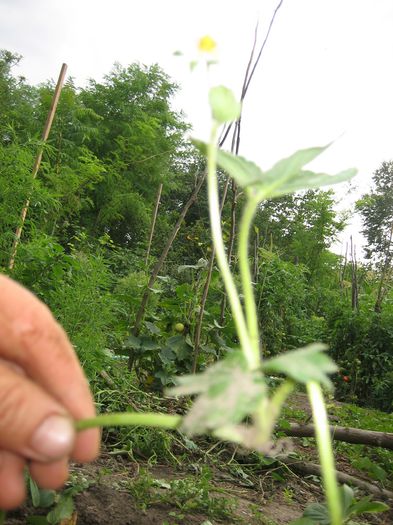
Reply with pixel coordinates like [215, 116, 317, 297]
[174, 322, 185, 333]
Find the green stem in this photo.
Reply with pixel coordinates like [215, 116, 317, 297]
[207, 122, 254, 367]
[254, 380, 294, 443]
[75, 412, 182, 431]
[238, 195, 260, 366]
[307, 381, 342, 525]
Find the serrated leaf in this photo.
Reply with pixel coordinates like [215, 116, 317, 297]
[303, 502, 330, 525]
[263, 344, 337, 389]
[269, 168, 356, 197]
[167, 352, 266, 435]
[160, 346, 176, 365]
[193, 140, 356, 198]
[265, 144, 329, 182]
[209, 86, 241, 124]
[145, 321, 161, 335]
[124, 334, 141, 349]
[139, 336, 160, 351]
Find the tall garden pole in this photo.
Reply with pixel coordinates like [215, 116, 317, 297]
[145, 183, 163, 266]
[193, 1, 284, 371]
[8, 63, 68, 270]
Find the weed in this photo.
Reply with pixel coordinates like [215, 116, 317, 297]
[128, 467, 240, 522]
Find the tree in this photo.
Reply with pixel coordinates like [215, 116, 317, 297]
[78, 63, 193, 247]
[0, 50, 38, 141]
[255, 189, 345, 281]
[357, 161, 393, 312]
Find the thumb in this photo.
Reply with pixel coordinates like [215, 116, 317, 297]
[0, 362, 75, 462]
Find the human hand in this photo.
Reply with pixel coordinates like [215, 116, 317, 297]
[0, 275, 100, 509]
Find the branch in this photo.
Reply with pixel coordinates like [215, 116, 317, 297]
[281, 422, 393, 451]
[280, 457, 393, 501]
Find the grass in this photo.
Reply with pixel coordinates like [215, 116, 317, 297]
[128, 467, 240, 522]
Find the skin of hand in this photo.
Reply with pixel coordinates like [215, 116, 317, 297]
[0, 275, 100, 509]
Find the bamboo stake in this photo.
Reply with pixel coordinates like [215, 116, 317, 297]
[193, 2, 284, 369]
[8, 63, 68, 270]
[130, 169, 206, 368]
[145, 182, 163, 266]
[350, 236, 359, 311]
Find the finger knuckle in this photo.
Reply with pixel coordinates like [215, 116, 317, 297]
[13, 308, 65, 360]
[0, 374, 29, 434]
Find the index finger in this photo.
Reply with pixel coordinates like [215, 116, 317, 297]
[0, 275, 100, 461]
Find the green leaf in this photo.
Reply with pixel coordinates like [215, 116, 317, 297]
[178, 258, 207, 272]
[29, 477, 41, 507]
[167, 352, 266, 435]
[139, 336, 160, 351]
[273, 168, 356, 197]
[160, 346, 176, 365]
[209, 86, 241, 124]
[124, 334, 141, 349]
[352, 457, 387, 482]
[27, 517, 49, 525]
[166, 336, 192, 361]
[303, 502, 330, 525]
[38, 489, 56, 509]
[340, 484, 355, 517]
[349, 498, 389, 516]
[46, 494, 74, 525]
[193, 141, 356, 198]
[145, 321, 161, 335]
[263, 343, 337, 389]
[192, 139, 264, 188]
[264, 144, 329, 183]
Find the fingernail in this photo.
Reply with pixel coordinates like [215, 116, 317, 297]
[30, 415, 75, 460]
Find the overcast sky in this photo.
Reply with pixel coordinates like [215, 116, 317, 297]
[1, 0, 393, 257]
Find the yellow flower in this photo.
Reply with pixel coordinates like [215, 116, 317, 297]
[198, 35, 217, 53]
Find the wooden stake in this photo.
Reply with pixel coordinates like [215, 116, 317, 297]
[145, 183, 163, 266]
[8, 63, 68, 270]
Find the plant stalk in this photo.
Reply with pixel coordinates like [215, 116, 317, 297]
[307, 381, 342, 525]
[238, 195, 260, 366]
[75, 412, 182, 431]
[207, 122, 253, 367]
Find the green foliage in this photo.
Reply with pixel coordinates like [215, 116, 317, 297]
[209, 85, 241, 123]
[50, 249, 119, 377]
[78, 62, 193, 247]
[200, 142, 355, 196]
[327, 307, 393, 411]
[168, 352, 266, 435]
[357, 160, 393, 264]
[291, 484, 389, 525]
[129, 467, 238, 521]
[0, 139, 35, 266]
[263, 344, 337, 389]
[255, 249, 311, 354]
